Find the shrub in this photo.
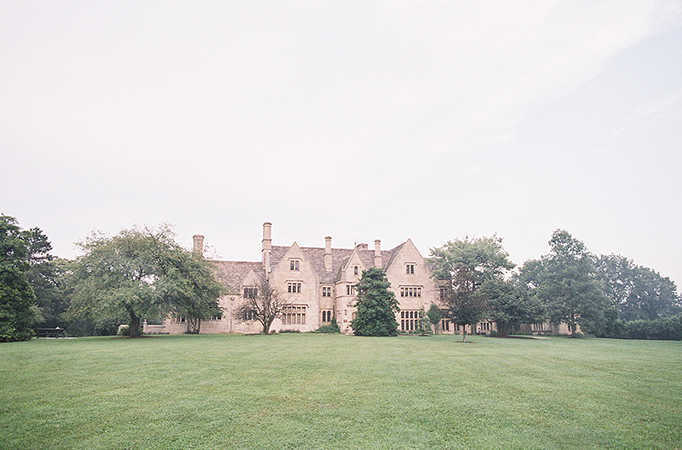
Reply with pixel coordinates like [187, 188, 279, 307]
[621, 317, 682, 341]
[313, 318, 341, 334]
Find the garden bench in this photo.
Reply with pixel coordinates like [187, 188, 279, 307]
[35, 327, 66, 338]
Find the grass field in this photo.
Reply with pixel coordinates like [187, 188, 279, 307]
[1, 334, 681, 450]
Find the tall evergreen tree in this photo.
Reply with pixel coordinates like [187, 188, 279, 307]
[351, 267, 400, 336]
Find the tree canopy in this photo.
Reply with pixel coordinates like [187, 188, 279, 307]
[596, 254, 680, 321]
[350, 267, 400, 336]
[429, 235, 514, 341]
[519, 230, 609, 337]
[0, 215, 43, 341]
[483, 277, 544, 337]
[67, 225, 223, 337]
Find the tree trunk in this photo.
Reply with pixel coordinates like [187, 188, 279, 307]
[496, 321, 510, 337]
[128, 309, 141, 338]
[262, 318, 272, 335]
[462, 326, 467, 343]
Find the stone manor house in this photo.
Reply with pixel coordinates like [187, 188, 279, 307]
[149, 222, 565, 335]
[153, 222, 464, 335]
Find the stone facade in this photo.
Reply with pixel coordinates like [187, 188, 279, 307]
[146, 223, 580, 336]
[160, 222, 442, 334]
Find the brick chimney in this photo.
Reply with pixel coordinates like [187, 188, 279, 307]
[262, 222, 272, 273]
[324, 236, 332, 271]
[193, 234, 204, 256]
[374, 239, 382, 268]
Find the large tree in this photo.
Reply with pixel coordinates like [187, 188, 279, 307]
[483, 278, 544, 337]
[158, 247, 224, 333]
[429, 235, 515, 342]
[235, 274, 289, 335]
[520, 230, 609, 337]
[67, 225, 223, 337]
[0, 215, 41, 341]
[350, 267, 400, 336]
[596, 254, 680, 321]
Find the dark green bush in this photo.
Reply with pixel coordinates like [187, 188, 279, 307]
[621, 316, 682, 340]
[313, 318, 341, 334]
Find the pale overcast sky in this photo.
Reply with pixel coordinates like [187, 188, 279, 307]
[2, 1, 681, 287]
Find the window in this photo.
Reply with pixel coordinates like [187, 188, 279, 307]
[353, 266, 359, 276]
[243, 287, 258, 299]
[532, 323, 546, 332]
[346, 284, 356, 296]
[289, 259, 300, 271]
[282, 306, 306, 325]
[406, 264, 415, 274]
[400, 310, 421, 332]
[322, 286, 332, 297]
[321, 310, 333, 323]
[287, 282, 302, 293]
[244, 310, 257, 321]
[439, 286, 448, 299]
[441, 318, 450, 331]
[400, 286, 422, 297]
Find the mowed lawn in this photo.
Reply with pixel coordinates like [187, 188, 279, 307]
[1, 334, 680, 450]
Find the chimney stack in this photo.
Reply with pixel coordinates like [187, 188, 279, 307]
[193, 235, 204, 256]
[262, 222, 272, 273]
[324, 236, 332, 271]
[374, 239, 382, 268]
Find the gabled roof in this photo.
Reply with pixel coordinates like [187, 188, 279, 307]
[383, 241, 407, 270]
[209, 260, 262, 295]
[208, 240, 411, 291]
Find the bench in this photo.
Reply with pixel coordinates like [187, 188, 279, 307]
[35, 327, 66, 338]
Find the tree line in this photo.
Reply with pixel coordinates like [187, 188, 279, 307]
[1, 215, 223, 341]
[428, 229, 681, 340]
[1, 213, 680, 341]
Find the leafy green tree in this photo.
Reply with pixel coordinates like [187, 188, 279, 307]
[161, 249, 224, 333]
[596, 254, 680, 321]
[520, 230, 609, 337]
[350, 267, 400, 336]
[235, 274, 289, 335]
[414, 306, 432, 336]
[426, 303, 442, 333]
[67, 225, 223, 338]
[429, 235, 515, 342]
[0, 215, 40, 341]
[483, 278, 544, 337]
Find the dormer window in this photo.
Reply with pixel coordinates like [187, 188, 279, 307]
[406, 263, 415, 274]
[290, 259, 300, 271]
